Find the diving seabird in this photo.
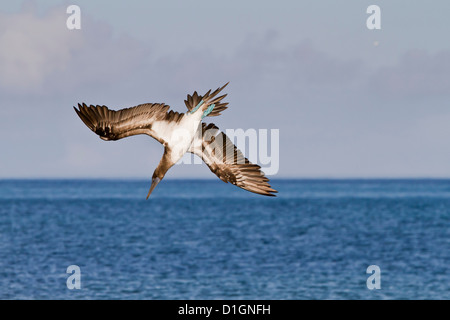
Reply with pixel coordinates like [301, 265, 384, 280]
[74, 83, 277, 198]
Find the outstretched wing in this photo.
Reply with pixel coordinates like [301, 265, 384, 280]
[189, 123, 277, 196]
[74, 103, 184, 145]
[184, 83, 229, 117]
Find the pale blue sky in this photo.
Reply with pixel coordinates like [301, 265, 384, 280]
[1, 0, 450, 178]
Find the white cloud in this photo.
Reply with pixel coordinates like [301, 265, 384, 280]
[0, 5, 148, 96]
[0, 7, 83, 92]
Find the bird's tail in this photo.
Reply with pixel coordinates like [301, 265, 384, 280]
[184, 82, 229, 118]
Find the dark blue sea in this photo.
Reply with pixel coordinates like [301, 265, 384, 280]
[0, 179, 448, 300]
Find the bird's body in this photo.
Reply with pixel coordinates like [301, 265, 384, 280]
[153, 111, 202, 163]
[74, 83, 277, 198]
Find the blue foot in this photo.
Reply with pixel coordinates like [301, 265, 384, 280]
[202, 104, 215, 119]
[190, 100, 204, 114]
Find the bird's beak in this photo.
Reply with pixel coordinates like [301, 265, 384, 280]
[146, 177, 161, 200]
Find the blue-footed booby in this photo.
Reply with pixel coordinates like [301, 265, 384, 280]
[74, 83, 277, 198]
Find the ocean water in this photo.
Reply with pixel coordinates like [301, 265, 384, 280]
[0, 179, 448, 300]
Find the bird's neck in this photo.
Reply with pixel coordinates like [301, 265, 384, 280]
[155, 150, 175, 180]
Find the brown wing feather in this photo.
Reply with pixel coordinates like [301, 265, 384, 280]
[190, 123, 277, 196]
[184, 83, 230, 117]
[74, 103, 184, 144]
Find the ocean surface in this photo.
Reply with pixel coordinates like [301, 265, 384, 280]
[0, 179, 448, 300]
